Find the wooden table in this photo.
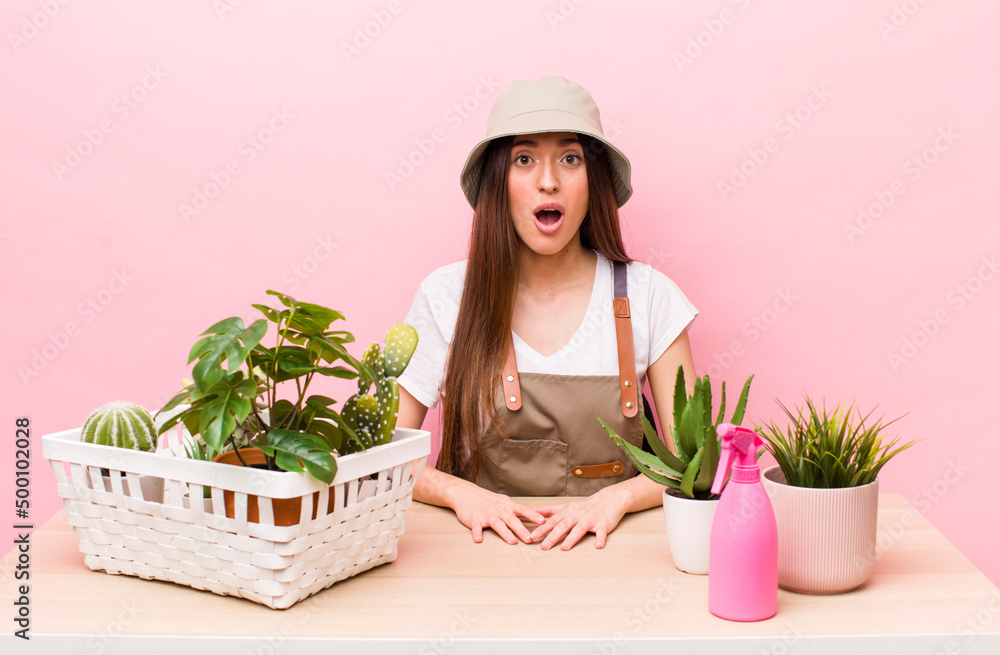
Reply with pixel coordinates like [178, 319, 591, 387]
[2, 494, 998, 654]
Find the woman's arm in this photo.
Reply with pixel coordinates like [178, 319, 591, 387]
[528, 328, 696, 550]
[397, 385, 548, 544]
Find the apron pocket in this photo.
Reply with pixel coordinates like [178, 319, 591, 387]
[498, 439, 568, 497]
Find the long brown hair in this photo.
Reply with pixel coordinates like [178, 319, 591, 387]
[438, 133, 631, 478]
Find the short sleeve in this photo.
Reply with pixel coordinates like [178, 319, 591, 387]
[647, 268, 698, 366]
[395, 262, 464, 409]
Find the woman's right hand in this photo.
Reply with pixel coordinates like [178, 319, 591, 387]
[415, 465, 546, 545]
[451, 483, 548, 545]
[398, 387, 544, 544]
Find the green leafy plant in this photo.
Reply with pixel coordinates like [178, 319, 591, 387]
[758, 396, 917, 488]
[600, 366, 753, 500]
[157, 290, 418, 485]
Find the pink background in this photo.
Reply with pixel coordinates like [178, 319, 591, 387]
[2, 1, 997, 588]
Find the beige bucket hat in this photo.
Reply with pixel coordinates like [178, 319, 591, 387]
[460, 76, 632, 208]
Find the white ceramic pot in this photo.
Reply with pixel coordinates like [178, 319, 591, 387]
[661, 488, 719, 575]
[761, 466, 879, 594]
[97, 472, 164, 503]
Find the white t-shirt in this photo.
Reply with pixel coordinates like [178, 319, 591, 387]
[397, 251, 699, 409]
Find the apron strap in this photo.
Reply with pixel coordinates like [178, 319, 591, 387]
[613, 261, 639, 418]
[502, 338, 523, 411]
[501, 260, 638, 417]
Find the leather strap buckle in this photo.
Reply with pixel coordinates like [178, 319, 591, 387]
[571, 461, 627, 478]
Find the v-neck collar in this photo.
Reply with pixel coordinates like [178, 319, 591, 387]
[511, 253, 607, 362]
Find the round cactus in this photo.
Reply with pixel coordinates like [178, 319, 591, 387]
[81, 401, 158, 451]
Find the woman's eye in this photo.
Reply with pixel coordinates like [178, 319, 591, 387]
[564, 154, 583, 165]
[514, 154, 532, 166]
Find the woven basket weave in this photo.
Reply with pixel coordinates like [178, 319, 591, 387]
[42, 419, 430, 609]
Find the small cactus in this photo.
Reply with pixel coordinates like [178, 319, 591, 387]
[355, 394, 379, 435]
[374, 378, 399, 445]
[342, 323, 417, 452]
[82, 401, 158, 451]
[384, 324, 418, 378]
[359, 343, 383, 394]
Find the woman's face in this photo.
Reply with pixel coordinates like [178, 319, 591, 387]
[506, 131, 589, 257]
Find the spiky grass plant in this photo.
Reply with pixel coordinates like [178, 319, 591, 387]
[759, 396, 917, 488]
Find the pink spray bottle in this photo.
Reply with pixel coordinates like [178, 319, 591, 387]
[708, 423, 778, 621]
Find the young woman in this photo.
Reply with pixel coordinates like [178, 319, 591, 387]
[395, 77, 697, 550]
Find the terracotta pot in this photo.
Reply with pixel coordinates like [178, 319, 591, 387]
[661, 488, 719, 575]
[761, 466, 879, 594]
[212, 448, 336, 526]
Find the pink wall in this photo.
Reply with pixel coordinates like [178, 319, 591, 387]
[3, 1, 997, 587]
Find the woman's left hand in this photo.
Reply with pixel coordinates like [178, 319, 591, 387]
[529, 486, 631, 550]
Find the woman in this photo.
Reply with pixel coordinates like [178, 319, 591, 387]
[396, 77, 697, 550]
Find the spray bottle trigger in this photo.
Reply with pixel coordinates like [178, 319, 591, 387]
[711, 423, 738, 495]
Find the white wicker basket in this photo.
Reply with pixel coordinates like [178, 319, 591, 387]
[42, 417, 430, 609]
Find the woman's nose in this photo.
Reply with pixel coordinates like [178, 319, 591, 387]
[537, 159, 559, 193]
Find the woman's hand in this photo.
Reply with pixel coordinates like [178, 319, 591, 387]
[450, 484, 549, 545]
[528, 485, 632, 550]
[413, 463, 548, 545]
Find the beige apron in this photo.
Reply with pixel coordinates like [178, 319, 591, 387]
[471, 261, 646, 496]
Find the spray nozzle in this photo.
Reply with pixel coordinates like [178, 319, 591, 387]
[711, 423, 764, 494]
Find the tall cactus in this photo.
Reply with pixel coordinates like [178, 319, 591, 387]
[341, 323, 418, 453]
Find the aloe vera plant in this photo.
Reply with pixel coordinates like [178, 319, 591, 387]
[759, 396, 917, 488]
[600, 366, 753, 500]
[158, 290, 418, 484]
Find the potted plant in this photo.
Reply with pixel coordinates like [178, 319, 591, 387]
[81, 400, 164, 503]
[600, 366, 753, 574]
[758, 396, 918, 594]
[158, 290, 418, 525]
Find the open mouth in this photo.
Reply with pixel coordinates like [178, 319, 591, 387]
[535, 209, 562, 225]
[533, 206, 564, 234]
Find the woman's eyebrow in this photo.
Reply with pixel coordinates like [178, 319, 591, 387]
[511, 137, 582, 148]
